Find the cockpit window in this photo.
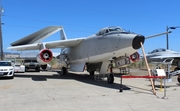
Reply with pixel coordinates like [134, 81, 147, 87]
[105, 29, 109, 33]
[150, 48, 166, 53]
[159, 48, 166, 52]
[109, 27, 123, 32]
[97, 30, 105, 35]
[96, 26, 125, 36]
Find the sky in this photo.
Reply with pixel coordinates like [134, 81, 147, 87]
[1, 0, 180, 54]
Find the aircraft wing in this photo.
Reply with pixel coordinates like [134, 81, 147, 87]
[7, 38, 84, 51]
[149, 55, 180, 59]
[45, 38, 84, 48]
[7, 43, 41, 50]
[11, 26, 63, 46]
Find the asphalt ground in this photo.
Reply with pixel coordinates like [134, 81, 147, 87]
[0, 69, 180, 111]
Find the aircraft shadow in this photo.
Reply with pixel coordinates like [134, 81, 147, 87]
[14, 71, 160, 96]
[14, 71, 131, 91]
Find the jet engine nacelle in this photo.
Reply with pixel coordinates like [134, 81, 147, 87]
[37, 49, 53, 65]
[130, 52, 140, 62]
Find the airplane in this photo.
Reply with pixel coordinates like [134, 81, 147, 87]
[146, 48, 180, 83]
[7, 26, 170, 84]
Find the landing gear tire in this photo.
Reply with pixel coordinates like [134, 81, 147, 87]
[25, 67, 28, 72]
[107, 73, 114, 84]
[36, 67, 40, 72]
[177, 75, 180, 83]
[62, 67, 67, 75]
[90, 71, 95, 76]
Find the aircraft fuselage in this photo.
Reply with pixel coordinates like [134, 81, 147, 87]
[62, 32, 145, 64]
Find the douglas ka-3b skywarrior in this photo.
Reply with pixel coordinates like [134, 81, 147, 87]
[7, 26, 170, 83]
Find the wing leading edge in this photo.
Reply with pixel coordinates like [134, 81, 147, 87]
[7, 38, 84, 51]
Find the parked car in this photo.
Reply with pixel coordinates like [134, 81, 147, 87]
[14, 62, 25, 73]
[0, 61, 14, 79]
[23, 59, 40, 72]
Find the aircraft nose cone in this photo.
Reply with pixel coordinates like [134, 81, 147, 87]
[132, 35, 145, 49]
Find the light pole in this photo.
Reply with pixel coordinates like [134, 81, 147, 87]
[0, 4, 3, 60]
[166, 26, 180, 49]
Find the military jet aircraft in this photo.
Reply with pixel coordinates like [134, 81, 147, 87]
[146, 48, 180, 70]
[7, 26, 170, 83]
[146, 48, 180, 83]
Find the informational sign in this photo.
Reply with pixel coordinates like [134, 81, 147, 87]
[156, 69, 166, 76]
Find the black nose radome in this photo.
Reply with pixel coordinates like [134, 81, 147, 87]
[132, 35, 145, 49]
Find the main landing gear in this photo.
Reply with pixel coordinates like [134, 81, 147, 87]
[177, 75, 180, 83]
[107, 61, 114, 84]
[62, 67, 67, 75]
[107, 73, 114, 84]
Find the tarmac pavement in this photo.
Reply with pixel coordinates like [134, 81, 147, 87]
[0, 69, 180, 111]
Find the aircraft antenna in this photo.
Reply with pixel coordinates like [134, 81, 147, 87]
[0, 0, 4, 60]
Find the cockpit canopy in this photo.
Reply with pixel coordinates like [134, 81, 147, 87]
[96, 26, 127, 36]
[150, 48, 166, 53]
